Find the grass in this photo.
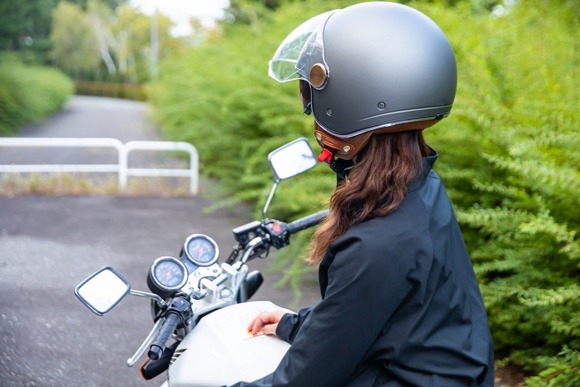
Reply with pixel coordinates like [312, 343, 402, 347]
[0, 174, 194, 197]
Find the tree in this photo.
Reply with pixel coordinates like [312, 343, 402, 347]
[49, 1, 100, 76]
[66, 0, 126, 11]
[113, 4, 185, 82]
[49, 0, 185, 82]
[0, 0, 129, 64]
[0, 0, 57, 62]
[87, 0, 118, 75]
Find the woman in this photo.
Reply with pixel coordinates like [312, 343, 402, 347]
[233, 2, 494, 386]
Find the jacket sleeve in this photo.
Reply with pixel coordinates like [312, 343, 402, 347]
[276, 306, 313, 344]
[230, 230, 415, 387]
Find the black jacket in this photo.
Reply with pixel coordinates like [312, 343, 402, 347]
[232, 154, 494, 386]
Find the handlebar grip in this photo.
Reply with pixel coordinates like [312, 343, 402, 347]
[148, 313, 180, 360]
[286, 210, 329, 235]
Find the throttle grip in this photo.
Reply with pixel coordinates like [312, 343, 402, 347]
[148, 313, 180, 360]
[286, 210, 329, 235]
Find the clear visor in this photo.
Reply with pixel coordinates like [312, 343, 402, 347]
[268, 11, 336, 87]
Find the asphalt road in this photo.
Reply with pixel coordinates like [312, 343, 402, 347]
[0, 96, 320, 386]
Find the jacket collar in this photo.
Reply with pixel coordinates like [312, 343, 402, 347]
[409, 148, 438, 191]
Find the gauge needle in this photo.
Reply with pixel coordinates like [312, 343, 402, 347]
[165, 271, 171, 282]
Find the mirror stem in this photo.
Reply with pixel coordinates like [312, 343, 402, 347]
[262, 181, 279, 220]
[130, 289, 167, 308]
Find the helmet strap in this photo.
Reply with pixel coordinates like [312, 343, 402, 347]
[316, 147, 354, 185]
[331, 157, 355, 185]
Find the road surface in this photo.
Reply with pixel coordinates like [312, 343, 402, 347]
[0, 96, 320, 386]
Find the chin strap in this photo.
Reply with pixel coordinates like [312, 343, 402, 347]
[317, 148, 354, 185]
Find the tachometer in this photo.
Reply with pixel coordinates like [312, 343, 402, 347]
[147, 256, 188, 297]
[183, 234, 219, 267]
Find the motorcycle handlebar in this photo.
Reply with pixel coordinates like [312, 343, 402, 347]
[148, 313, 180, 360]
[286, 210, 329, 235]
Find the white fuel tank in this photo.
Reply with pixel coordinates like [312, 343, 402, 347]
[167, 301, 292, 387]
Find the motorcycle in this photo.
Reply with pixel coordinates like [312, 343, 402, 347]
[74, 137, 328, 386]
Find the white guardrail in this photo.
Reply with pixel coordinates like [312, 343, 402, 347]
[0, 137, 199, 194]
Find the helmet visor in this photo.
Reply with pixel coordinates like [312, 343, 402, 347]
[299, 79, 312, 114]
[268, 11, 336, 86]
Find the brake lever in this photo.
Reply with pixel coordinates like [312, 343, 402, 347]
[126, 318, 164, 367]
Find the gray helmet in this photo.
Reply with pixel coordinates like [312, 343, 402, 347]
[269, 2, 457, 158]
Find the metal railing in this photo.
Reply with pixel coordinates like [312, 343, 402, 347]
[0, 137, 199, 194]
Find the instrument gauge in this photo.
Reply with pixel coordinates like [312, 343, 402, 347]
[184, 234, 219, 267]
[148, 256, 188, 297]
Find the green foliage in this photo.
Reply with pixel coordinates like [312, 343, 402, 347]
[111, 4, 187, 83]
[0, 54, 74, 135]
[525, 346, 580, 387]
[148, 0, 350, 215]
[75, 81, 146, 101]
[417, 0, 580, 383]
[0, 0, 129, 64]
[149, 0, 579, 381]
[47, 0, 187, 84]
[49, 1, 100, 75]
[0, 0, 57, 59]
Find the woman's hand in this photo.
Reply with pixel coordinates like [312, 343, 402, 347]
[247, 310, 287, 336]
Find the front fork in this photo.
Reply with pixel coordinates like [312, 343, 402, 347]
[237, 270, 264, 303]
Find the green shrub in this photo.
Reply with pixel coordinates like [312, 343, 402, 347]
[0, 54, 74, 135]
[419, 1, 579, 383]
[75, 81, 146, 101]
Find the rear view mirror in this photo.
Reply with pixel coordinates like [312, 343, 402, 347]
[262, 138, 317, 219]
[74, 266, 131, 316]
[268, 137, 317, 182]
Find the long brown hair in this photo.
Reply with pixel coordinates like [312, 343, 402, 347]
[306, 131, 430, 264]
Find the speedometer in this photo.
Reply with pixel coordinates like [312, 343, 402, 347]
[184, 234, 219, 266]
[148, 256, 188, 297]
